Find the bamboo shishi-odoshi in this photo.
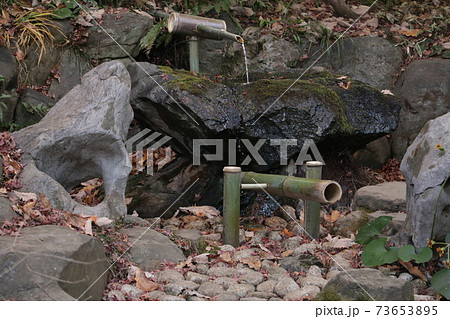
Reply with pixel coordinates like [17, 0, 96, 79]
[240, 171, 342, 204]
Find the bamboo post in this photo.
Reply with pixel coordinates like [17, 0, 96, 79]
[223, 166, 241, 247]
[304, 161, 324, 239]
[189, 36, 199, 73]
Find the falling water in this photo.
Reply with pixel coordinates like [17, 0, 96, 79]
[241, 42, 250, 84]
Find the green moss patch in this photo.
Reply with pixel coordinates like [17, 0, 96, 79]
[158, 66, 215, 96]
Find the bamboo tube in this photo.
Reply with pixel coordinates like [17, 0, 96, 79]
[223, 166, 241, 247]
[305, 161, 323, 238]
[240, 171, 341, 204]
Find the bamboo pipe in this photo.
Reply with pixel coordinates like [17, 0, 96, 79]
[223, 166, 241, 247]
[195, 24, 243, 43]
[240, 171, 342, 204]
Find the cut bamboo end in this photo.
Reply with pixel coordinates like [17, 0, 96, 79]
[223, 166, 241, 173]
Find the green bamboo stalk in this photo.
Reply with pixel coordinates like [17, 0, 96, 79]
[304, 161, 324, 239]
[240, 171, 341, 204]
[196, 24, 243, 43]
[223, 166, 241, 247]
[189, 36, 199, 73]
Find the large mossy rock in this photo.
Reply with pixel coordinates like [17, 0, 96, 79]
[0, 225, 109, 300]
[396, 112, 450, 248]
[128, 62, 402, 168]
[392, 59, 450, 158]
[12, 61, 133, 218]
[316, 269, 414, 301]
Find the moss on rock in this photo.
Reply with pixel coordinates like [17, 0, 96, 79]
[158, 65, 215, 96]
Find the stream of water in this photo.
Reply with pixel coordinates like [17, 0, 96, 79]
[241, 42, 250, 84]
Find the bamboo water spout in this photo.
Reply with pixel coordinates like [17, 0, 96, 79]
[240, 171, 342, 205]
[167, 12, 243, 73]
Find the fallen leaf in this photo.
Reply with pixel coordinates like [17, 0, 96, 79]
[280, 228, 294, 238]
[398, 260, 428, 282]
[218, 251, 232, 263]
[135, 268, 159, 292]
[239, 256, 261, 270]
[76, 15, 94, 27]
[15, 48, 25, 61]
[281, 250, 293, 257]
[94, 217, 113, 227]
[330, 210, 340, 222]
[381, 89, 394, 95]
[178, 206, 220, 219]
[338, 81, 351, 90]
[125, 197, 133, 205]
[21, 200, 36, 215]
[193, 253, 210, 264]
[398, 29, 420, 37]
[337, 75, 348, 80]
[84, 219, 93, 236]
[13, 191, 37, 202]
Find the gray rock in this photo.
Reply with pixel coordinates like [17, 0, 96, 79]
[207, 267, 239, 277]
[12, 61, 133, 218]
[329, 250, 354, 271]
[256, 280, 276, 293]
[106, 290, 125, 301]
[160, 295, 186, 301]
[155, 269, 185, 283]
[354, 136, 391, 169]
[368, 211, 406, 236]
[121, 227, 185, 271]
[268, 230, 282, 242]
[197, 282, 224, 297]
[173, 229, 204, 252]
[164, 280, 199, 295]
[227, 283, 255, 298]
[279, 255, 322, 273]
[196, 264, 209, 275]
[215, 292, 239, 301]
[186, 271, 209, 284]
[0, 90, 18, 129]
[398, 273, 414, 282]
[246, 291, 276, 299]
[284, 285, 320, 300]
[48, 49, 92, 101]
[240, 297, 267, 301]
[274, 276, 300, 297]
[317, 268, 414, 301]
[332, 210, 368, 237]
[0, 47, 17, 90]
[122, 215, 151, 227]
[14, 88, 55, 128]
[143, 290, 166, 300]
[0, 225, 108, 300]
[0, 196, 16, 224]
[232, 248, 257, 262]
[283, 236, 305, 250]
[121, 284, 143, 299]
[298, 275, 328, 289]
[239, 271, 264, 286]
[392, 59, 450, 158]
[274, 205, 297, 222]
[214, 277, 238, 290]
[223, 27, 301, 76]
[355, 182, 406, 212]
[293, 243, 318, 256]
[22, 45, 61, 87]
[81, 11, 152, 60]
[128, 62, 402, 169]
[313, 36, 403, 90]
[397, 113, 450, 247]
